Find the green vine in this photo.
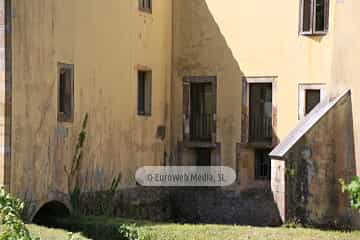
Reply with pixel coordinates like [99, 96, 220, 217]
[65, 113, 89, 193]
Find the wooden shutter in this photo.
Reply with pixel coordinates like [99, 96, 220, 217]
[145, 72, 152, 115]
[64, 70, 70, 116]
[211, 78, 217, 144]
[57, 63, 74, 122]
[324, 0, 330, 33]
[183, 80, 190, 141]
[299, 0, 314, 34]
[137, 71, 145, 114]
[241, 78, 249, 143]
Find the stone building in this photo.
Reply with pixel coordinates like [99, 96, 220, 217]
[0, 0, 358, 227]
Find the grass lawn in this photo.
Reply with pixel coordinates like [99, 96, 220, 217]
[27, 224, 89, 240]
[138, 224, 360, 240]
[38, 216, 360, 240]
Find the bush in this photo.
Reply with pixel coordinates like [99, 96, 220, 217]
[340, 177, 360, 211]
[0, 187, 40, 240]
[53, 217, 140, 240]
[0, 187, 82, 240]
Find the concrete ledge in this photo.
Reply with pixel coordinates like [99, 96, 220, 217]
[270, 89, 351, 159]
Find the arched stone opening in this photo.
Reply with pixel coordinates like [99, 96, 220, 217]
[32, 201, 70, 227]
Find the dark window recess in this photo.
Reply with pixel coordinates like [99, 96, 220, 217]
[315, 0, 326, 31]
[255, 149, 271, 180]
[137, 70, 152, 116]
[302, 0, 312, 32]
[139, 0, 152, 12]
[196, 148, 211, 166]
[58, 64, 74, 122]
[249, 83, 272, 143]
[305, 89, 321, 114]
[300, 0, 329, 35]
[190, 83, 213, 142]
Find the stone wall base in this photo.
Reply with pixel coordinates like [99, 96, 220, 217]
[75, 187, 282, 226]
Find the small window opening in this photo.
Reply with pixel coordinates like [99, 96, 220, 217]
[196, 148, 211, 166]
[305, 89, 321, 114]
[255, 149, 271, 180]
[137, 70, 152, 116]
[139, 0, 152, 12]
[58, 63, 74, 122]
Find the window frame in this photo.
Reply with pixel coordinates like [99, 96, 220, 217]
[298, 83, 326, 119]
[57, 63, 74, 123]
[183, 76, 217, 146]
[248, 83, 273, 143]
[137, 69, 152, 116]
[242, 77, 278, 147]
[299, 0, 329, 36]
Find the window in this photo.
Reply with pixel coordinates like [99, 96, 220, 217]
[300, 0, 329, 35]
[305, 89, 321, 114]
[58, 63, 74, 122]
[137, 70, 152, 116]
[298, 84, 325, 119]
[139, 0, 152, 13]
[196, 148, 211, 166]
[190, 82, 213, 141]
[183, 76, 217, 144]
[255, 149, 271, 180]
[249, 83, 273, 143]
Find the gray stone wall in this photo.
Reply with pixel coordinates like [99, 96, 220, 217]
[75, 187, 281, 226]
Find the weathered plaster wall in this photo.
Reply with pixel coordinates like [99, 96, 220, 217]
[171, 0, 244, 168]
[330, 0, 360, 176]
[328, 0, 360, 227]
[172, 0, 335, 187]
[10, 0, 172, 216]
[272, 92, 356, 227]
[0, 0, 11, 190]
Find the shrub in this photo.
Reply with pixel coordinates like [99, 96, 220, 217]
[117, 224, 139, 240]
[53, 217, 140, 240]
[340, 177, 360, 211]
[0, 187, 81, 240]
[0, 186, 40, 240]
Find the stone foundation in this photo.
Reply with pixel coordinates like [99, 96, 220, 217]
[74, 187, 281, 226]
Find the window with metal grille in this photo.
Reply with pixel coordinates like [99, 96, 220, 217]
[300, 0, 329, 35]
[190, 82, 213, 141]
[255, 149, 271, 180]
[58, 63, 74, 122]
[137, 70, 152, 116]
[139, 0, 152, 13]
[249, 83, 273, 143]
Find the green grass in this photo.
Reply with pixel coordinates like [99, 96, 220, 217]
[138, 224, 360, 240]
[25, 216, 360, 240]
[27, 224, 89, 240]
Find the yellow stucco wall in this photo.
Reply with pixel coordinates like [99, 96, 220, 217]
[172, 0, 335, 186]
[330, 0, 360, 175]
[6, 0, 360, 217]
[10, 0, 172, 208]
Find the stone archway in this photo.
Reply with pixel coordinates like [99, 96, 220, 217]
[32, 200, 70, 227]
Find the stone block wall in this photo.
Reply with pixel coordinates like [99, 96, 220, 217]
[74, 187, 281, 226]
